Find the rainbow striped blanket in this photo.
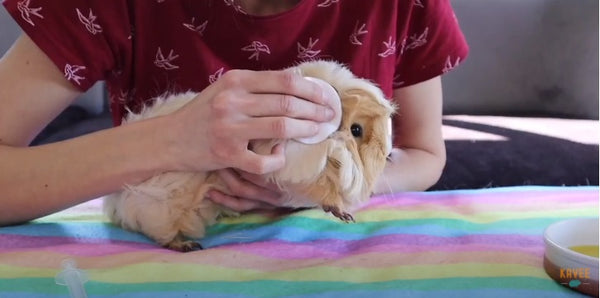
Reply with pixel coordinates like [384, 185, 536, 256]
[0, 186, 597, 297]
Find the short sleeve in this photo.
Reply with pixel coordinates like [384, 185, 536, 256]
[2, 0, 131, 91]
[393, 0, 469, 88]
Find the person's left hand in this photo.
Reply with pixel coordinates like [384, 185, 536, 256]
[207, 168, 284, 212]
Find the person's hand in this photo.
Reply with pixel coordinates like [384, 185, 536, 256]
[162, 69, 335, 174]
[207, 168, 284, 212]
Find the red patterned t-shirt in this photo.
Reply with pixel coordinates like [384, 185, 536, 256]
[3, 0, 469, 127]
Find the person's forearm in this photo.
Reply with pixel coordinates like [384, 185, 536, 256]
[0, 116, 175, 225]
[373, 147, 446, 194]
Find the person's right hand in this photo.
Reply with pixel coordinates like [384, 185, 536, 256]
[162, 69, 335, 174]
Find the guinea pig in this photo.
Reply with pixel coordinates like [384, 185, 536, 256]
[103, 60, 396, 252]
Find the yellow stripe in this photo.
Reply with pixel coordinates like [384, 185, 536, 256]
[0, 250, 542, 272]
[91, 263, 549, 283]
[0, 264, 57, 278]
[351, 208, 599, 223]
[219, 207, 598, 224]
[0, 260, 548, 283]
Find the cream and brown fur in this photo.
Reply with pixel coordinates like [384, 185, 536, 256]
[103, 60, 396, 251]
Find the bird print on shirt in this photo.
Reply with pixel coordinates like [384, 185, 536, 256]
[399, 38, 407, 55]
[297, 38, 321, 60]
[17, 0, 43, 26]
[64, 64, 86, 85]
[76, 8, 103, 35]
[392, 74, 405, 89]
[209, 67, 224, 84]
[154, 47, 180, 70]
[183, 17, 208, 36]
[349, 22, 368, 46]
[442, 56, 461, 73]
[242, 41, 271, 61]
[414, 0, 424, 8]
[223, 0, 246, 14]
[317, 0, 339, 7]
[378, 36, 397, 58]
[405, 27, 428, 50]
[110, 89, 131, 105]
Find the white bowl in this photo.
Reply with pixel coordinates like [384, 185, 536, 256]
[543, 218, 599, 296]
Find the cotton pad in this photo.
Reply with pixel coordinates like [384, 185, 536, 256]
[295, 77, 342, 144]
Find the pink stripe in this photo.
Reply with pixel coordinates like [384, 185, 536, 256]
[362, 189, 598, 210]
[0, 234, 544, 259]
[224, 234, 544, 260]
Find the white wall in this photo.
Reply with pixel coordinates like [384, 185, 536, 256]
[444, 0, 598, 119]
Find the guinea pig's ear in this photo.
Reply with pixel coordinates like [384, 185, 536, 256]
[359, 116, 390, 191]
[341, 89, 392, 193]
[338, 89, 366, 130]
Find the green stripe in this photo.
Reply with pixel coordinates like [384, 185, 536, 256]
[0, 278, 63, 294]
[0, 277, 570, 296]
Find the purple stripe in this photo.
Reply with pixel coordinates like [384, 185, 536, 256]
[225, 234, 544, 259]
[0, 234, 158, 255]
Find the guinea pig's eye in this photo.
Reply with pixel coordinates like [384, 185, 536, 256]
[350, 123, 363, 138]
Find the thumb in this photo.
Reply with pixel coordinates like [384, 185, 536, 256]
[271, 142, 286, 156]
[239, 147, 286, 174]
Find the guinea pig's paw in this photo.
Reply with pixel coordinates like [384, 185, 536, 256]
[322, 205, 355, 223]
[164, 239, 203, 252]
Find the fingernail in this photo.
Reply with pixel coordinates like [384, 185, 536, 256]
[325, 108, 334, 120]
[311, 123, 320, 134]
[205, 191, 215, 200]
